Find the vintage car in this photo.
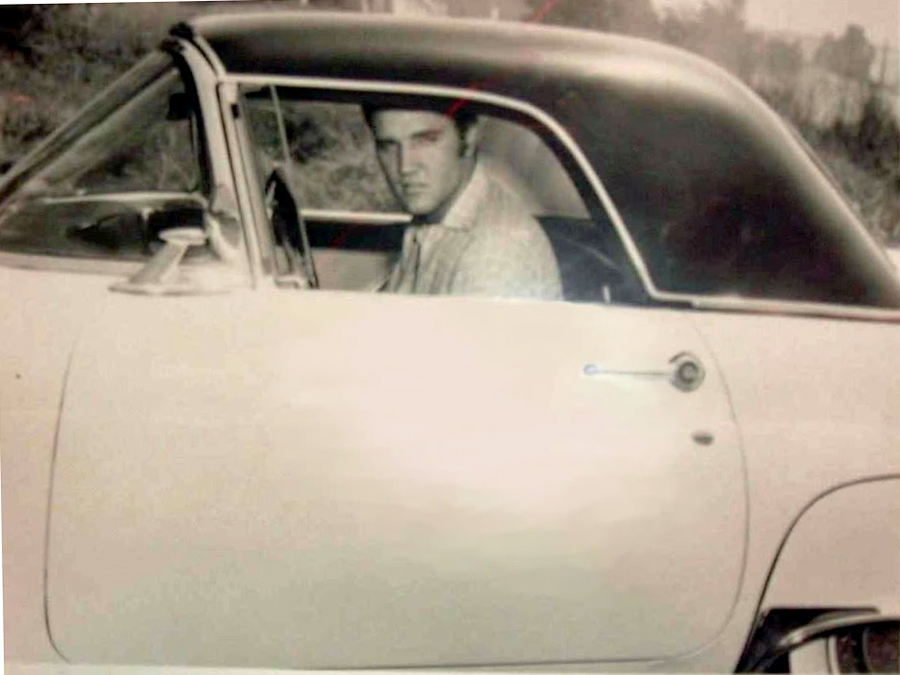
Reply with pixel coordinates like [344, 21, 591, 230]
[1, 11, 898, 675]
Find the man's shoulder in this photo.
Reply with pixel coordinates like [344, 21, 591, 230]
[471, 173, 541, 230]
[449, 168, 563, 299]
[467, 177, 546, 244]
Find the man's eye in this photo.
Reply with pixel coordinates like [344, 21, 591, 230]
[416, 131, 442, 143]
[376, 141, 395, 153]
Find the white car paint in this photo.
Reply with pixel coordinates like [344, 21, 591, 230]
[9, 270, 895, 673]
[0, 264, 118, 664]
[887, 248, 900, 274]
[671, 312, 900, 671]
[3, 18, 900, 675]
[46, 289, 744, 667]
[760, 478, 900, 613]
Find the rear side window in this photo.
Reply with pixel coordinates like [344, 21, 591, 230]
[554, 84, 900, 308]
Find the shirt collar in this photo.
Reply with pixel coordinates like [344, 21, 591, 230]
[431, 161, 488, 231]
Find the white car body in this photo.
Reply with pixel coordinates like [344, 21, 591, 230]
[2, 12, 899, 674]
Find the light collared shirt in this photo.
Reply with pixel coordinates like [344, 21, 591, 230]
[385, 163, 563, 300]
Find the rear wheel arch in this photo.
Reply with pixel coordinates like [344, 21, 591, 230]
[736, 476, 900, 671]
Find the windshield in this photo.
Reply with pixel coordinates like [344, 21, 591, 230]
[0, 50, 207, 263]
[0, 51, 201, 203]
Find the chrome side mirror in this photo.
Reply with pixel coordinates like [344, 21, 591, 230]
[110, 185, 248, 296]
[110, 227, 221, 295]
[206, 183, 244, 265]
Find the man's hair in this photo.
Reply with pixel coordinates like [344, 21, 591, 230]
[361, 100, 479, 137]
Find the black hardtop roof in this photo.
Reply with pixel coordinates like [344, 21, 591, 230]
[185, 11, 747, 103]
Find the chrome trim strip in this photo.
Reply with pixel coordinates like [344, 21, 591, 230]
[189, 33, 227, 80]
[687, 294, 900, 322]
[223, 73, 660, 297]
[229, 82, 276, 277]
[749, 611, 900, 672]
[826, 628, 840, 673]
[778, 612, 892, 651]
[302, 208, 411, 225]
[178, 39, 259, 285]
[216, 80, 264, 284]
[0, 250, 144, 276]
[35, 192, 203, 205]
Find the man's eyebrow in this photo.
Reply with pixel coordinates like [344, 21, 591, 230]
[411, 127, 444, 141]
[374, 126, 444, 144]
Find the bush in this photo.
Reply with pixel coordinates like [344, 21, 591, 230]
[0, 3, 197, 165]
[3, 1, 897, 242]
[837, 94, 900, 177]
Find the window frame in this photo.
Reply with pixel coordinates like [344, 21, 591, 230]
[223, 73, 900, 322]
[227, 74, 653, 302]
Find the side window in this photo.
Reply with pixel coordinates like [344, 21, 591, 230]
[240, 85, 643, 303]
[243, 94, 394, 213]
[0, 55, 206, 261]
[653, 179, 856, 301]
[557, 88, 897, 308]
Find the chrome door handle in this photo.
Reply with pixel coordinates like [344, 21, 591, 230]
[582, 352, 706, 392]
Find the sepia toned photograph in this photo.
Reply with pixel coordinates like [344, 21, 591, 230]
[1, 0, 898, 673]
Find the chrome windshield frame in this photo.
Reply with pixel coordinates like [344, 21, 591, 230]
[0, 52, 175, 204]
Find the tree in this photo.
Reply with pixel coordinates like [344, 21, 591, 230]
[525, 0, 660, 39]
[660, 0, 757, 79]
[762, 37, 803, 79]
[0, 6, 57, 59]
[814, 24, 876, 81]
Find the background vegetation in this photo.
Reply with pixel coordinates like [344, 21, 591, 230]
[1, 0, 897, 242]
[526, 0, 899, 244]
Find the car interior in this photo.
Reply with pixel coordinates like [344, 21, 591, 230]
[244, 89, 647, 304]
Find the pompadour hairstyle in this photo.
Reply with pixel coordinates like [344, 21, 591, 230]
[361, 99, 479, 137]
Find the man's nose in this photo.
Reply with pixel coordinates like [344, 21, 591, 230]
[398, 142, 419, 176]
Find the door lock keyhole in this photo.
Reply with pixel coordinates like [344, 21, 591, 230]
[670, 352, 705, 392]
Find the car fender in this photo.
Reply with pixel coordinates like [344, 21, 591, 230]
[732, 477, 900, 671]
[759, 476, 900, 614]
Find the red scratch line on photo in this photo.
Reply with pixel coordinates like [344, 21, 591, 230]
[446, 0, 563, 117]
[527, 0, 565, 23]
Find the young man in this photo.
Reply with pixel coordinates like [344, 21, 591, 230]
[366, 104, 563, 300]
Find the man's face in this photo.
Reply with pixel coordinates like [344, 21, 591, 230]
[371, 110, 471, 218]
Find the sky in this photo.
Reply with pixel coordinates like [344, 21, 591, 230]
[652, 0, 899, 47]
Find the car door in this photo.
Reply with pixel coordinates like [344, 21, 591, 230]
[43, 82, 747, 669]
[0, 45, 246, 667]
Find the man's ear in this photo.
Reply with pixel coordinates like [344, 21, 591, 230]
[460, 118, 481, 158]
